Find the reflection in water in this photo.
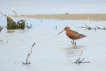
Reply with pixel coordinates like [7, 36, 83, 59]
[64, 46, 82, 57]
[6, 30, 15, 33]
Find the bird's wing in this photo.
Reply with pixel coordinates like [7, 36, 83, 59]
[71, 30, 80, 37]
[71, 30, 86, 38]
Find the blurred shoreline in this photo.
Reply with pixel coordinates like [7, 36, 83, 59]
[11, 14, 106, 21]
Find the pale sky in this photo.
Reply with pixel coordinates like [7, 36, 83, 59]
[0, 0, 106, 3]
[34, 0, 106, 3]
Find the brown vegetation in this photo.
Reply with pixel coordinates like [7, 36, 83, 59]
[11, 14, 106, 21]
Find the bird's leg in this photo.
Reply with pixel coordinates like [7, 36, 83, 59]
[71, 40, 75, 46]
[71, 40, 75, 48]
[72, 40, 75, 45]
[73, 40, 77, 49]
[71, 40, 74, 46]
[71, 40, 77, 49]
[72, 40, 74, 45]
[75, 40, 76, 46]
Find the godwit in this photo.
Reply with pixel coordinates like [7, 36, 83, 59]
[58, 26, 86, 48]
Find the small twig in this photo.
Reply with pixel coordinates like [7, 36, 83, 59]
[79, 58, 85, 63]
[22, 42, 35, 65]
[80, 26, 97, 31]
[88, 18, 105, 30]
[22, 62, 25, 65]
[80, 61, 90, 63]
[55, 25, 57, 30]
[103, 26, 106, 30]
[32, 42, 35, 47]
[85, 23, 91, 30]
[91, 22, 101, 29]
[80, 26, 87, 29]
[0, 26, 3, 32]
[78, 51, 82, 60]
[74, 51, 82, 64]
[12, 8, 26, 21]
[26, 23, 32, 29]
[0, 12, 7, 17]
[74, 51, 90, 64]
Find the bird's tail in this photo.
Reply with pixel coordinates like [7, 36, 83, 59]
[81, 34, 86, 38]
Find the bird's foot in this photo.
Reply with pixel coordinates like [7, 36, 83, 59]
[72, 45, 77, 49]
[74, 45, 77, 49]
[71, 41, 77, 49]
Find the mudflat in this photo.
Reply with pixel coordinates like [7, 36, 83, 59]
[12, 14, 106, 21]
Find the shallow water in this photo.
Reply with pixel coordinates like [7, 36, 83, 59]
[0, 17, 106, 71]
[0, 0, 106, 71]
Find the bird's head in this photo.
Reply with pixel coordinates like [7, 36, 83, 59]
[58, 26, 70, 34]
[64, 26, 70, 31]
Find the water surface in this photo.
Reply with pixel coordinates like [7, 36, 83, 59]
[0, 0, 106, 71]
[0, 18, 106, 71]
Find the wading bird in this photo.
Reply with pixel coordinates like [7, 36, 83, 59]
[58, 26, 86, 48]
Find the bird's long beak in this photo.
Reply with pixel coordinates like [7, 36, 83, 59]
[58, 30, 65, 34]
